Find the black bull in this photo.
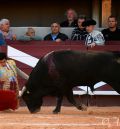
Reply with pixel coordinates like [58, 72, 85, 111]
[22, 50, 120, 113]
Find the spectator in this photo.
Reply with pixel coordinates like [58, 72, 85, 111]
[0, 19, 16, 40]
[44, 22, 68, 42]
[0, 52, 29, 110]
[18, 27, 41, 41]
[60, 8, 78, 27]
[82, 19, 105, 48]
[71, 15, 88, 40]
[102, 15, 120, 41]
[0, 32, 5, 45]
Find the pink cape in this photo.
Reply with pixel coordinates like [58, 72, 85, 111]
[0, 90, 18, 111]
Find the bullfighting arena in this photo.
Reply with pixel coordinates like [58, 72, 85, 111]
[0, 106, 120, 129]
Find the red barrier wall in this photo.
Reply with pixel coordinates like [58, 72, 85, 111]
[1, 41, 120, 106]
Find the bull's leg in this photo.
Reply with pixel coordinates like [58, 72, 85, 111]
[66, 90, 87, 111]
[53, 96, 63, 114]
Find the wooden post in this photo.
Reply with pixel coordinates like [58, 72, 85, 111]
[102, 0, 112, 27]
[92, 0, 100, 27]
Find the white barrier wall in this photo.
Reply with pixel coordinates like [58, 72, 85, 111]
[11, 27, 74, 40]
[11, 27, 104, 40]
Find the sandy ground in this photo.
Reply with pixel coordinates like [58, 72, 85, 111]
[0, 106, 120, 129]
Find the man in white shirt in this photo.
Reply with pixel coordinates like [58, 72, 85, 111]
[82, 19, 105, 48]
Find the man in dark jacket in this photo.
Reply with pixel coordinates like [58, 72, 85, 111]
[44, 22, 68, 42]
[102, 16, 120, 41]
[71, 15, 88, 41]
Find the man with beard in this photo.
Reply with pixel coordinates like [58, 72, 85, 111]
[60, 8, 78, 27]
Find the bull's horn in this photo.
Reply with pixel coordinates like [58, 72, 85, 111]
[19, 86, 26, 97]
[117, 59, 120, 64]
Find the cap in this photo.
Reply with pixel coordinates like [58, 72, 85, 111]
[82, 19, 96, 27]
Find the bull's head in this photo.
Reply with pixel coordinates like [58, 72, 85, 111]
[21, 86, 42, 113]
